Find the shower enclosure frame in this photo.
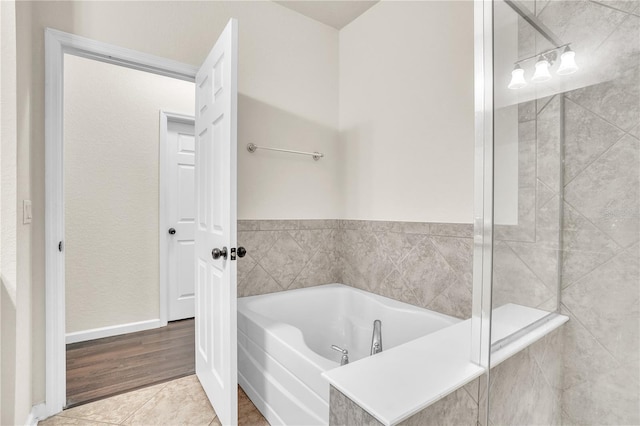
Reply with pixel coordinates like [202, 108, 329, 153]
[472, 2, 495, 425]
[472, 1, 567, 424]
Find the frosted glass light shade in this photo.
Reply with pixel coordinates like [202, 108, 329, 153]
[532, 58, 552, 82]
[557, 48, 578, 75]
[508, 65, 527, 89]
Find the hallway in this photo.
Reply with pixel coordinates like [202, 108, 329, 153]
[66, 319, 195, 407]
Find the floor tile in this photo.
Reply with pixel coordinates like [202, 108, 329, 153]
[60, 382, 167, 424]
[238, 388, 269, 426]
[39, 416, 117, 426]
[123, 376, 216, 425]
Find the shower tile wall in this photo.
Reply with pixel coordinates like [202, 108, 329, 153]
[237, 220, 473, 319]
[498, 1, 640, 424]
[493, 95, 562, 310]
[330, 380, 479, 426]
[481, 329, 564, 425]
[330, 329, 560, 426]
[560, 87, 639, 423]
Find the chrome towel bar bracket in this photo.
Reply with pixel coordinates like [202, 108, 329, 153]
[246, 143, 323, 161]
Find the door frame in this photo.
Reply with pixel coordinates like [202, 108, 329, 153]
[159, 111, 196, 325]
[44, 28, 198, 417]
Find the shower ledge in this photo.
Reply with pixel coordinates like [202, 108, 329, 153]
[322, 303, 569, 426]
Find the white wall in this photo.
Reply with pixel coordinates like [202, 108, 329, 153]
[338, 1, 475, 223]
[63, 55, 194, 334]
[2, 0, 33, 424]
[21, 0, 340, 403]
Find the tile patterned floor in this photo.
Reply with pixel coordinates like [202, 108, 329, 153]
[39, 375, 269, 426]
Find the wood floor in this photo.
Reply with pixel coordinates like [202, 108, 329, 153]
[66, 318, 195, 407]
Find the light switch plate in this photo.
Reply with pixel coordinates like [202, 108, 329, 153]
[23, 200, 32, 224]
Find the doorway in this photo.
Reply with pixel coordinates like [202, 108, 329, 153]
[160, 112, 196, 323]
[45, 24, 239, 424]
[62, 54, 195, 406]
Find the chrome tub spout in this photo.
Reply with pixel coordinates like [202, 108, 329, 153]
[371, 319, 383, 355]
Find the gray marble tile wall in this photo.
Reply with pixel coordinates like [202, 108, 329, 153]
[481, 329, 564, 426]
[329, 380, 479, 426]
[237, 220, 340, 297]
[492, 96, 562, 310]
[237, 219, 474, 319]
[329, 330, 559, 426]
[337, 220, 473, 319]
[497, 1, 640, 425]
[559, 72, 640, 424]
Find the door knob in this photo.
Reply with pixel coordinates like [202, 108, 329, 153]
[212, 247, 228, 260]
[237, 247, 247, 258]
[168, 228, 176, 235]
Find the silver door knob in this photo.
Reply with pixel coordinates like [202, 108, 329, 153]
[168, 228, 176, 235]
[212, 247, 228, 260]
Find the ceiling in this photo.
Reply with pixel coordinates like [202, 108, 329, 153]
[274, 1, 379, 30]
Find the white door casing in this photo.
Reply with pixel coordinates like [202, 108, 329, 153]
[161, 114, 196, 321]
[194, 19, 239, 426]
[45, 28, 198, 416]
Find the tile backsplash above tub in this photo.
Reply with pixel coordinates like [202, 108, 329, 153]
[237, 220, 473, 319]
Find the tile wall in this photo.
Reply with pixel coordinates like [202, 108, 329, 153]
[329, 329, 560, 426]
[491, 1, 640, 424]
[237, 220, 473, 319]
[237, 220, 340, 297]
[493, 95, 562, 310]
[481, 329, 563, 425]
[329, 381, 479, 426]
[559, 77, 640, 422]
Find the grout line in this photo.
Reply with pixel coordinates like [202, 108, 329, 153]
[55, 412, 121, 425]
[561, 99, 631, 186]
[502, 240, 556, 297]
[560, 236, 625, 291]
[419, 237, 460, 306]
[588, 0, 640, 17]
[564, 73, 638, 133]
[559, 302, 624, 378]
[506, 239, 558, 292]
[117, 378, 182, 425]
[429, 234, 472, 292]
[562, 194, 625, 251]
[536, 94, 556, 116]
[591, 7, 634, 52]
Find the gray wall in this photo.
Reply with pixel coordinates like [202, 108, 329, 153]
[329, 330, 562, 426]
[559, 67, 639, 424]
[526, 1, 639, 423]
[237, 220, 473, 319]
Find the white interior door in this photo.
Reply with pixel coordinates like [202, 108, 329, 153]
[194, 18, 239, 426]
[166, 118, 196, 321]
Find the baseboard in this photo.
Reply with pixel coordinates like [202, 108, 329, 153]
[25, 403, 46, 425]
[65, 319, 164, 344]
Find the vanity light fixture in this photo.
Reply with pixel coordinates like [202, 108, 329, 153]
[508, 43, 578, 89]
[508, 64, 527, 89]
[531, 56, 552, 82]
[557, 45, 579, 75]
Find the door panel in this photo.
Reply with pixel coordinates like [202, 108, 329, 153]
[166, 119, 196, 321]
[194, 18, 238, 426]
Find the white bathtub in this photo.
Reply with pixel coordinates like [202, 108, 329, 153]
[237, 284, 460, 425]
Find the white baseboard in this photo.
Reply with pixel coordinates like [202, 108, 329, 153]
[25, 403, 46, 425]
[65, 319, 165, 344]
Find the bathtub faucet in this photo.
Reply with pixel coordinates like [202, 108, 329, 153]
[331, 345, 349, 366]
[370, 319, 383, 355]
